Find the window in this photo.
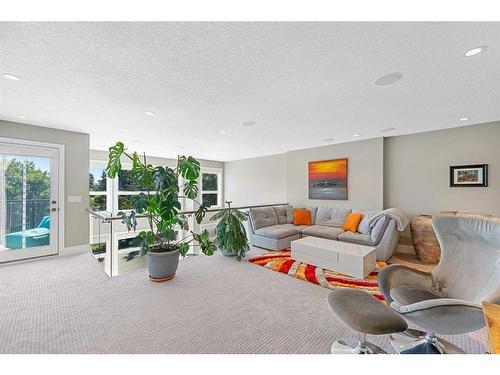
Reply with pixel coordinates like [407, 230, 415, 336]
[90, 163, 223, 211]
[117, 169, 148, 211]
[201, 169, 222, 208]
[89, 161, 177, 214]
[89, 166, 108, 211]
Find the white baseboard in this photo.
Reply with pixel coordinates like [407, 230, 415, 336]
[60, 244, 89, 256]
[395, 244, 415, 255]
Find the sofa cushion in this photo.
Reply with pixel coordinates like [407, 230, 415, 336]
[331, 208, 352, 226]
[254, 224, 301, 239]
[315, 207, 332, 223]
[249, 207, 278, 231]
[316, 207, 351, 227]
[354, 209, 379, 235]
[301, 225, 344, 240]
[295, 206, 318, 224]
[338, 231, 377, 246]
[338, 216, 390, 246]
[285, 205, 294, 223]
[370, 216, 390, 243]
[274, 206, 288, 225]
[293, 225, 309, 231]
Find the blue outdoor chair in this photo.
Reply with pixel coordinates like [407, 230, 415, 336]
[5, 216, 50, 249]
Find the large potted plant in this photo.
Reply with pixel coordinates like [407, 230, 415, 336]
[210, 201, 249, 260]
[106, 142, 216, 281]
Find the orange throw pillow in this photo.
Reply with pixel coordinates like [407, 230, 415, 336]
[294, 208, 312, 226]
[342, 213, 363, 232]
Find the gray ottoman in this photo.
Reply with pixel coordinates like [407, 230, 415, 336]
[328, 289, 408, 354]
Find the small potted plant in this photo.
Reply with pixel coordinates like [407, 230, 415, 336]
[210, 201, 249, 260]
[106, 142, 216, 281]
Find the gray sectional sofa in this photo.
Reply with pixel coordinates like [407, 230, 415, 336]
[247, 205, 400, 261]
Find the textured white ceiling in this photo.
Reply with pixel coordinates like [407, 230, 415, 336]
[1, 22, 499, 161]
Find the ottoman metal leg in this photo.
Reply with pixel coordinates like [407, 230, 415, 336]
[390, 331, 465, 354]
[331, 333, 386, 354]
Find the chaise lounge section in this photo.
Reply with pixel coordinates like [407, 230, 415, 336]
[247, 205, 400, 261]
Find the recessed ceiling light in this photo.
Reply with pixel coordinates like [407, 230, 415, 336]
[2, 73, 21, 81]
[241, 121, 255, 127]
[373, 72, 403, 86]
[281, 146, 287, 150]
[464, 46, 486, 57]
[122, 128, 130, 131]
[354, 134, 361, 137]
[144, 111, 155, 116]
[219, 130, 227, 134]
[16, 115, 28, 119]
[459, 117, 471, 121]
[381, 127, 396, 132]
[323, 138, 335, 142]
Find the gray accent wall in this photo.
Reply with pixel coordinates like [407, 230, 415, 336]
[224, 138, 384, 210]
[286, 138, 384, 210]
[224, 139, 384, 211]
[384, 121, 500, 216]
[384, 121, 500, 244]
[0, 120, 89, 249]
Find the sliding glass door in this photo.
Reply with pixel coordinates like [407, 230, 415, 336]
[0, 141, 60, 262]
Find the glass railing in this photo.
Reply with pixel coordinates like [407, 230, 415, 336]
[87, 203, 288, 277]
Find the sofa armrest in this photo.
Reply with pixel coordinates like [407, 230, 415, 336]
[378, 264, 434, 304]
[390, 298, 482, 314]
[373, 219, 400, 261]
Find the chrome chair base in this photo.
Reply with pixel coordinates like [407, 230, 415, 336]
[390, 330, 465, 354]
[331, 338, 386, 354]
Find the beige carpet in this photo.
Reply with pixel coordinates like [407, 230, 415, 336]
[0, 249, 487, 354]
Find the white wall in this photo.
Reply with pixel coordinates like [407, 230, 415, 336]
[287, 138, 384, 210]
[224, 153, 287, 206]
[0, 120, 89, 249]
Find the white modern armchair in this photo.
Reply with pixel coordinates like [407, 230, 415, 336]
[378, 211, 500, 354]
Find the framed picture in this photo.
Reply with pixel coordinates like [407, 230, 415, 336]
[308, 158, 348, 200]
[450, 164, 488, 187]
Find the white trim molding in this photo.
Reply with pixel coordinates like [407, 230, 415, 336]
[0, 136, 65, 259]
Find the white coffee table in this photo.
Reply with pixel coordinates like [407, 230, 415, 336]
[291, 236, 377, 279]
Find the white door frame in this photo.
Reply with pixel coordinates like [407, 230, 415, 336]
[0, 137, 65, 259]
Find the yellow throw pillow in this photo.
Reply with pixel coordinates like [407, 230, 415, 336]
[342, 213, 363, 233]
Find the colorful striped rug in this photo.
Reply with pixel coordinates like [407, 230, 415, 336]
[248, 251, 387, 301]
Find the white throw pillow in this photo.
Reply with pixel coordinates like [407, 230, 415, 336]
[355, 210, 379, 235]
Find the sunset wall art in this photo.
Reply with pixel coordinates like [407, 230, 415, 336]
[308, 158, 348, 200]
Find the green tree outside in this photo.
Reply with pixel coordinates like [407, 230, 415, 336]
[5, 159, 50, 232]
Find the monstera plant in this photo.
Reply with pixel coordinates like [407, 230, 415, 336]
[210, 201, 249, 261]
[106, 142, 216, 281]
